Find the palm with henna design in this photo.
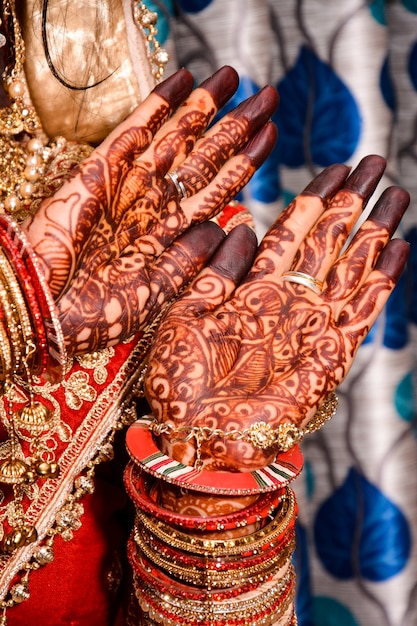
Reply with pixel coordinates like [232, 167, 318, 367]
[22, 67, 278, 356]
[145, 155, 410, 472]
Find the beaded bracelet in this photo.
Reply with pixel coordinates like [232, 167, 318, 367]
[0, 225, 47, 376]
[134, 523, 296, 588]
[0, 272, 22, 373]
[135, 578, 295, 626]
[148, 392, 339, 463]
[129, 533, 295, 605]
[129, 542, 270, 603]
[0, 250, 35, 366]
[124, 462, 285, 531]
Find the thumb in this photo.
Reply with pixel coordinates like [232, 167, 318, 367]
[168, 224, 258, 318]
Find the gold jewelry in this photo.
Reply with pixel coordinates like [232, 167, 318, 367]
[134, 564, 296, 625]
[281, 270, 324, 294]
[134, 524, 295, 588]
[136, 488, 295, 557]
[0, 1, 44, 217]
[133, 2, 169, 81]
[149, 393, 338, 463]
[0, 251, 34, 351]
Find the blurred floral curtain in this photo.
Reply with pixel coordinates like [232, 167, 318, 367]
[150, 1, 417, 624]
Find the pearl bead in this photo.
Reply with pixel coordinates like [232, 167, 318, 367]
[19, 182, 34, 198]
[24, 165, 40, 181]
[25, 153, 42, 168]
[4, 194, 21, 212]
[8, 80, 25, 99]
[27, 137, 44, 153]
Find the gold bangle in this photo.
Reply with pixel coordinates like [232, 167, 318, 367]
[0, 250, 34, 349]
[134, 524, 295, 588]
[134, 564, 296, 624]
[149, 392, 338, 455]
[135, 488, 295, 557]
[0, 274, 22, 374]
[0, 317, 12, 383]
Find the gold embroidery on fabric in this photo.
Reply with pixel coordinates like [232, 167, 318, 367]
[76, 347, 115, 386]
[63, 371, 97, 410]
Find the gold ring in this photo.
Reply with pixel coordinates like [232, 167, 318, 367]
[166, 170, 187, 200]
[281, 271, 323, 294]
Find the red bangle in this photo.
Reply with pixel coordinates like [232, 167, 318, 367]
[0, 215, 67, 381]
[126, 416, 304, 496]
[0, 225, 48, 375]
[128, 537, 268, 602]
[124, 461, 285, 531]
[134, 561, 295, 626]
[135, 521, 296, 573]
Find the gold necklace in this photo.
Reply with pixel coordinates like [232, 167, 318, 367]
[0, 0, 52, 220]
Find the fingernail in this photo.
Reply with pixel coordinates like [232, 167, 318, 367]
[232, 85, 279, 124]
[153, 69, 195, 108]
[198, 66, 239, 108]
[243, 122, 278, 168]
[376, 239, 409, 280]
[210, 224, 257, 281]
[344, 154, 386, 199]
[179, 221, 226, 258]
[303, 164, 351, 199]
[370, 186, 410, 231]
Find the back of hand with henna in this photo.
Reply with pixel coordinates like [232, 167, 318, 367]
[21, 67, 278, 357]
[144, 155, 410, 472]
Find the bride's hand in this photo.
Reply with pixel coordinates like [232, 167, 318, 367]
[144, 155, 410, 471]
[22, 66, 278, 355]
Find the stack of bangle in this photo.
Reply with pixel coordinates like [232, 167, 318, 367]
[124, 463, 285, 532]
[126, 457, 298, 625]
[133, 562, 296, 626]
[0, 214, 67, 384]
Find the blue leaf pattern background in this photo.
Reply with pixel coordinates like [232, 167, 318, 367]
[314, 468, 411, 581]
[159, 1, 417, 624]
[276, 46, 361, 168]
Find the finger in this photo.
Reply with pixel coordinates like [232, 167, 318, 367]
[138, 66, 240, 176]
[242, 163, 351, 282]
[180, 121, 278, 224]
[170, 86, 279, 199]
[97, 68, 196, 162]
[336, 239, 409, 341]
[144, 220, 228, 317]
[293, 155, 387, 278]
[130, 122, 276, 256]
[165, 224, 258, 317]
[22, 69, 197, 246]
[324, 186, 410, 309]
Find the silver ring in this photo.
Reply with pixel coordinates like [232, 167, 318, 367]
[166, 170, 187, 200]
[282, 271, 323, 294]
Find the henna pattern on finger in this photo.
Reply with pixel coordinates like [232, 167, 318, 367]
[176, 117, 256, 195]
[294, 190, 362, 274]
[26, 81, 282, 363]
[154, 109, 215, 171]
[325, 222, 389, 301]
